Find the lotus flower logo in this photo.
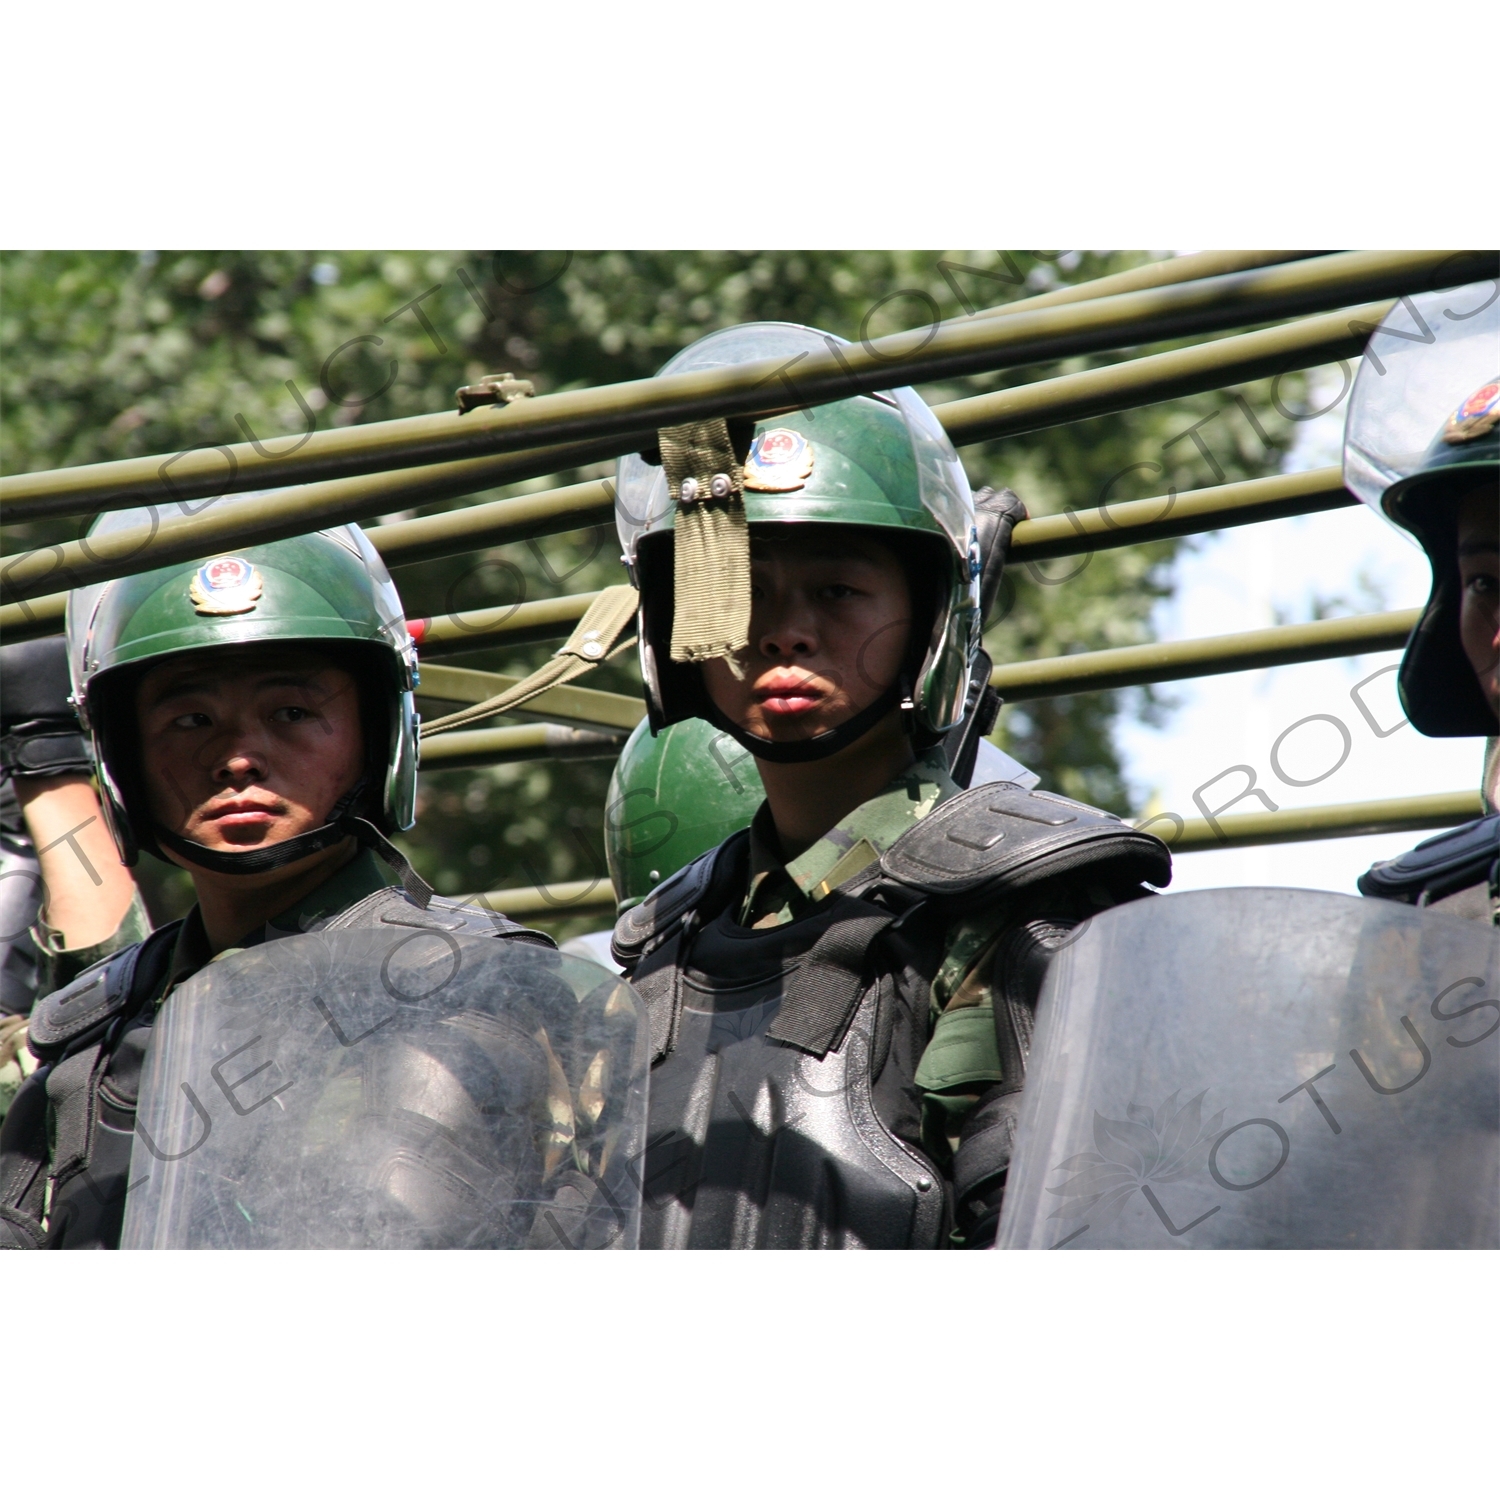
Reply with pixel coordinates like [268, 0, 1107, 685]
[1048, 1089, 1225, 1235]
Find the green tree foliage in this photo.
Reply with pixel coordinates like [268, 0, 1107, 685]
[0, 250, 1308, 935]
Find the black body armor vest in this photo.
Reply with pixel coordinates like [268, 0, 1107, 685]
[0, 888, 549, 1251]
[613, 783, 1171, 1251]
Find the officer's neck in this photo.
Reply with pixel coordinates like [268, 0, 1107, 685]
[756, 711, 914, 862]
[182, 837, 360, 952]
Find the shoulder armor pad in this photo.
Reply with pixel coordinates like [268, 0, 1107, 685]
[879, 783, 1171, 905]
[1358, 813, 1500, 905]
[611, 830, 748, 969]
[26, 921, 179, 1057]
[326, 886, 555, 946]
[423, 895, 555, 947]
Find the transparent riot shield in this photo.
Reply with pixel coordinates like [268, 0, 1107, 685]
[995, 889, 1499, 1250]
[120, 929, 648, 1249]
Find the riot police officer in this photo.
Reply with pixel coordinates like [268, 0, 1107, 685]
[609, 322, 1172, 1249]
[1346, 290, 1499, 922]
[0, 516, 591, 1249]
[988, 291, 1500, 1253]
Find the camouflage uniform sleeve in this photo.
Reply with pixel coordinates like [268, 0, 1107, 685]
[915, 896, 1096, 1248]
[913, 911, 1011, 1173]
[34, 889, 152, 998]
[0, 1012, 35, 1127]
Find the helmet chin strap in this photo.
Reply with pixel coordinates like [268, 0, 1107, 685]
[154, 779, 433, 908]
[703, 677, 908, 765]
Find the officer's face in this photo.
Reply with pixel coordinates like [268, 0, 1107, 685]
[1456, 482, 1499, 719]
[701, 527, 911, 743]
[135, 646, 365, 857]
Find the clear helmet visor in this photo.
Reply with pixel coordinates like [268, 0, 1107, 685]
[614, 321, 972, 562]
[1342, 283, 1500, 523]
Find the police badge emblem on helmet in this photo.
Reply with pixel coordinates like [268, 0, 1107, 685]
[1444, 380, 1500, 445]
[743, 427, 815, 492]
[189, 556, 265, 615]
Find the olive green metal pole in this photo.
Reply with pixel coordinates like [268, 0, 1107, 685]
[401, 468, 1356, 659]
[415, 567, 1412, 690]
[0, 287, 1378, 609]
[1006, 467, 1353, 562]
[0, 283, 1433, 608]
[370, 479, 613, 570]
[461, 879, 619, 920]
[964, 251, 1320, 321]
[0, 590, 67, 640]
[0, 459, 623, 612]
[409, 590, 607, 659]
[0, 256, 1324, 533]
[406, 468, 1354, 656]
[1137, 790, 1483, 852]
[0, 580, 615, 650]
[407, 605, 1419, 754]
[936, 304, 1375, 447]
[3, 250, 1484, 522]
[399, 465, 1350, 660]
[989, 609, 1420, 700]
[0, 467, 1356, 645]
[416, 722, 624, 771]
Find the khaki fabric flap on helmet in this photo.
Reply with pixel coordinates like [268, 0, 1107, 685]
[659, 417, 751, 670]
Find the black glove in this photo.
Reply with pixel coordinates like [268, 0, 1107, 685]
[0, 637, 93, 780]
[973, 484, 1028, 626]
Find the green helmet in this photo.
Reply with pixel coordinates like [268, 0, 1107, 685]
[604, 716, 765, 913]
[1343, 286, 1499, 737]
[67, 499, 419, 868]
[616, 322, 980, 759]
